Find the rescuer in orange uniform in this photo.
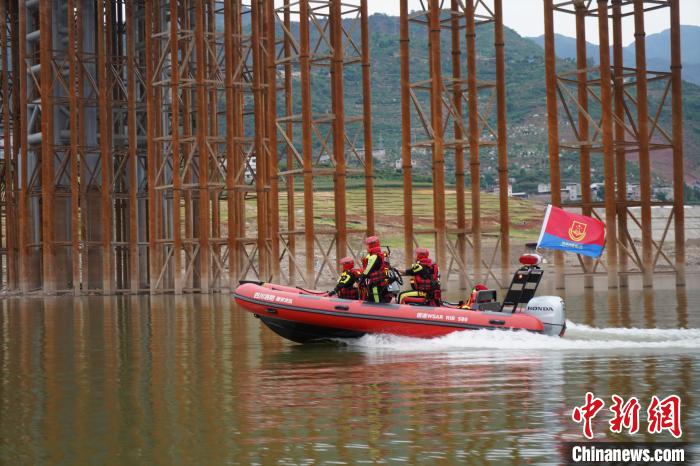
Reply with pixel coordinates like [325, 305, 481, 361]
[328, 256, 361, 300]
[399, 248, 441, 306]
[361, 236, 392, 303]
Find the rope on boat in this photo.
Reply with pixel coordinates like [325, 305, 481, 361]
[295, 286, 329, 296]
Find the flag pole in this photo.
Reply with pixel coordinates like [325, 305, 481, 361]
[536, 204, 553, 250]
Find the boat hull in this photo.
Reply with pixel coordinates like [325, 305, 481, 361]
[258, 316, 366, 343]
[234, 283, 547, 343]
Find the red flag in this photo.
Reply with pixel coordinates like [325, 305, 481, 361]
[536, 205, 606, 258]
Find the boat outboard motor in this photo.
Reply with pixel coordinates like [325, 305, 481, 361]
[500, 251, 566, 336]
[523, 296, 566, 337]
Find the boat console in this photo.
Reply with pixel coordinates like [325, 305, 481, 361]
[469, 290, 499, 311]
[460, 251, 566, 336]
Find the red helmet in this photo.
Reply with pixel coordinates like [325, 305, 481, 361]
[418, 257, 433, 267]
[339, 256, 355, 271]
[415, 247, 430, 260]
[365, 236, 380, 250]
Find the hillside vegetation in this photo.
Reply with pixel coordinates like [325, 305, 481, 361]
[301, 14, 700, 191]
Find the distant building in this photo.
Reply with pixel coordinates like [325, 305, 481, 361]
[394, 158, 416, 171]
[355, 148, 387, 162]
[627, 184, 641, 201]
[590, 183, 605, 201]
[532, 182, 581, 202]
[245, 156, 257, 184]
[564, 183, 580, 201]
[492, 183, 514, 197]
[372, 148, 387, 161]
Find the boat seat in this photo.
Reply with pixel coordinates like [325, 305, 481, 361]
[471, 290, 500, 311]
[403, 297, 426, 305]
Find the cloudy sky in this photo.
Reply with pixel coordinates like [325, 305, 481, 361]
[366, 0, 700, 46]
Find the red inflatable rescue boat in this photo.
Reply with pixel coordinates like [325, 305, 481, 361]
[234, 255, 566, 343]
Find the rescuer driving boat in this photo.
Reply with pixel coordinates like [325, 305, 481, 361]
[361, 236, 393, 303]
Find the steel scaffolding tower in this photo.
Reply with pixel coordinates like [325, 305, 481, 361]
[0, 0, 687, 294]
[269, 0, 374, 288]
[0, 0, 18, 290]
[400, 0, 510, 290]
[543, 0, 685, 288]
[146, 0, 236, 293]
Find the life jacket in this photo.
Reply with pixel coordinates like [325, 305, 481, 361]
[336, 269, 360, 300]
[357, 260, 369, 300]
[365, 247, 390, 287]
[337, 287, 359, 300]
[413, 258, 440, 296]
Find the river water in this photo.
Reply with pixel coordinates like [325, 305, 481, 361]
[1, 279, 699, 465]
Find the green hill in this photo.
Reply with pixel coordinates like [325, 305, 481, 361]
[286, 13, 700, 193]
[527, 25, 700, 85]
[328, 14, 700, 189]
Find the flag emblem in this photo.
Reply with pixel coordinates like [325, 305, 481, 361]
[568, 220, 587, 242]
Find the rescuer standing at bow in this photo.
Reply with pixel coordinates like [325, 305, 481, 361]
[361, 236, 392, 303]
[328, 257, 361, 300]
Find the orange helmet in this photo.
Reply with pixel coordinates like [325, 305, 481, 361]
[339, 256, 355, 271]
[415, 247, 430, 260]
[365, 236, 380, 250]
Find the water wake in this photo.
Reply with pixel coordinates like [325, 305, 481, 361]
[342, 321, 700, 353]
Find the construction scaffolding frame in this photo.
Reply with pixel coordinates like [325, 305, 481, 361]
[0, 0, 18, 290]
[543, 0, 685, 288]
[0, 0, 149, 294]
[269, 0, 374, 288]
[400, 0, 509, 290]
[146, 0, 232, 293]
[0, 0, 688, 295]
